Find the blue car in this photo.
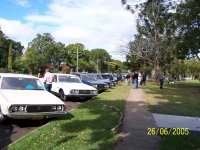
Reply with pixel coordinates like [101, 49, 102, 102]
[89, 73, 113, 88]
[75, 74, 109, 92]
[100, 73, 117, 86]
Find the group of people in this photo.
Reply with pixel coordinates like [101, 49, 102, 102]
[125, 71, 146, 89]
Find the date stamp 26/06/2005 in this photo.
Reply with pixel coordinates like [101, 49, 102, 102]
[147, 128, 190, 136]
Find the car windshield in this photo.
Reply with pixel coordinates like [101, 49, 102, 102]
[81, 74, 96, 81]
[101, 75, 108, 79]
[58, 75, 81, 83]
[1, 77, 44, 90]
[87, 74, 97, 81]
[107, 74, 113, 80]
[96, 74, 103, 80]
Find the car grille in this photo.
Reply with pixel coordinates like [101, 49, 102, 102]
[26, 105, 52, 112]
[79, 90, 91, 94]
[97, 84, 105, 88]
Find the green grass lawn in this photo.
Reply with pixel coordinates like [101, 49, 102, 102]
[143, 79, 200, 150]
[144, 79, 200, 117]
[158, 132, 200, 150]
[7, 85, 130, 150]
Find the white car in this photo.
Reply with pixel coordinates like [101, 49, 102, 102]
[0, 73, 67, 123]
[51, 74, 98, 100]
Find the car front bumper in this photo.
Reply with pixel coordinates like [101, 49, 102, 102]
[6, 111, 67, 119]
[67, 94, 97, 98]
[97, 87, 109, 92]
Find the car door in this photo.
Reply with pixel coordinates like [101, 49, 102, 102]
[51, 75, 59, 93]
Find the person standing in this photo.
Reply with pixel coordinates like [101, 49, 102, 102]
[159, 74, 164, 90]
[138, 71, 142, 86]
[141, 72, 147, 85]
[125, 73, 130, 86]
[116, 73, 122, 86]
[132, 71, 138, 89]
[37, 67, 44, 78]
[43, 68, 54, 92]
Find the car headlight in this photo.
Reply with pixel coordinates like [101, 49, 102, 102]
[12, 106, 18, 112]
[18, 106, 25, 112]
[92, 84, 97, 88]
[11, 105, 26, 112]
[70, 89, 79, 94]
[57, 105, 62, 111]
[105, 84, 109, 88]
[52, 105, 63, 111]
[52, 105, 57, 111]
[90, 90, 97, 94]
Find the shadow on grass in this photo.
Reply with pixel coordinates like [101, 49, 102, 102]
[51, 97, 164, 150]
[159, 132, 200, 150]
[144, 81, 200, 117]
[59, 99, 124, 149]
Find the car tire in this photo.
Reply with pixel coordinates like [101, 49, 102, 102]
[59, 90, 67, 101]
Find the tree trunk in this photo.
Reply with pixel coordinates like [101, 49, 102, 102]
[151, 62, 161, 80]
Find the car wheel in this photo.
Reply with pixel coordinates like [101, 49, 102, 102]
[0, 107, 6, 124]
[59, 90, 67, 101]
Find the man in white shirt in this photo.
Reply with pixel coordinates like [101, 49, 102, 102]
[43, 68, 54, 92]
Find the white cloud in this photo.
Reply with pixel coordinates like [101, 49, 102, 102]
[14, 0, 31, 7]
[0, 18, 43, 47]
[2, 0, 138, 61]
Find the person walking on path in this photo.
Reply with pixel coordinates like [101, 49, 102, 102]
[43, 68, 54, 92]
[125, 73, 131, 86]
[158, 74, 164, 90]
[141, 72, 147, 86]
[132, 71, 138, 89]
[115, 88, 160, 150]
[138, 71, 142, 86]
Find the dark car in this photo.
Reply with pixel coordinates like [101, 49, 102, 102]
[100, 73, 117, 86]
[75, 74, 109, 92]
[89, 73, 113, 88]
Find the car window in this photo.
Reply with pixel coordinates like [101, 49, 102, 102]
[54, 75, 57, 82]
[87, 75, 97, 81]
[80, 74, 90, 80]
[58, 75, 81, 83]
[96, 75, 103, 80]
[1, 77, 44, 90]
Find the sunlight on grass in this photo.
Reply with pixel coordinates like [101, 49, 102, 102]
[143, 80, 200, 117]
[143, 80, 200, 150]
[8, 85, 130, 150]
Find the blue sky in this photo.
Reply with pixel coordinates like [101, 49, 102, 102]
[0, 0, 137, 60]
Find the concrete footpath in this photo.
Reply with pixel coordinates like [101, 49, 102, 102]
[115, 88, 160, 150]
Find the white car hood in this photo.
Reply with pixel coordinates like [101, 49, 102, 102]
[60, 83, 97, 90]
[1, 90, 64, 105]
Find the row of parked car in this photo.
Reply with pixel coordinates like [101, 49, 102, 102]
[0, 73, 118, 123]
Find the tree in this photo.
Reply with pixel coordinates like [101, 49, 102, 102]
[175, 0, 200, 60]
[62, 43, 87, 72]
[186, 59, 200, 79]
[90, 48, 111, 72]
[8, 42, 13, 71]
[28, 33, 57, 66]
[121, 0, 178, 78]
[23, 47, 42, 74]
[0, 27, 24, 70]
[0, 27, 7, 68]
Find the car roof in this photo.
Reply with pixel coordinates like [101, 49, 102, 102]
[0, 73, 38, 79]
[54, 73, 78, 77]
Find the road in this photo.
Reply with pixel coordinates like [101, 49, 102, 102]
[0, 101, 80, 150]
